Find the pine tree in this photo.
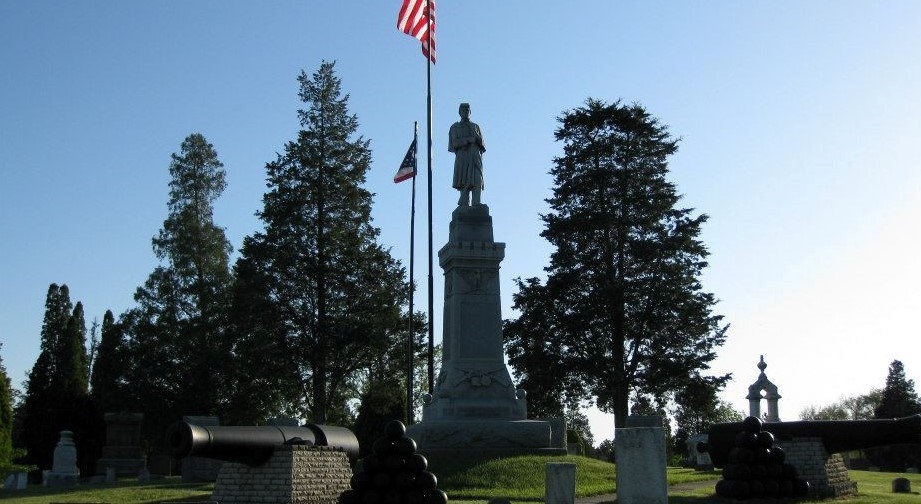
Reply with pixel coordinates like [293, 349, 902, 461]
[0, 343, 13, 469]
[21, 283, 72, 470]
[122, 133, 234, 442]
[55, 302, 89, 398]
[504, 99, 728, 428]
[869, 360, 921, 470]
[874, 360, 921, 419]
[90, 310, 126, 413]
[231, 61, 407, 424]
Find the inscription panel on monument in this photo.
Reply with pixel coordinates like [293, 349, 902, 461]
[458, 299, 501, 359]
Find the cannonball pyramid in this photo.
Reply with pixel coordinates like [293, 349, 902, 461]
[340, 420, 448, 504]
[714, 416, 811, 500]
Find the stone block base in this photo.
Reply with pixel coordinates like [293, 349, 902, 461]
[778, 437, 858, 498]
[211, 445, 351, 504]
[43, 471, 80, 487]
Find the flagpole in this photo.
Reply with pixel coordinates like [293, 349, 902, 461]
[407, 122, 418, 425]
[425, 0, 435, 396]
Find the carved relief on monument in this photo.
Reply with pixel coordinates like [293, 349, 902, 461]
[456, 268, 497, 295]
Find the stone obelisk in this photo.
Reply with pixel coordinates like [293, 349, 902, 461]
[406, 104, 565, 466]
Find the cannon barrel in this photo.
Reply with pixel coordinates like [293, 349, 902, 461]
[167, 422, 360, 466]
[701, 414, 921, 468]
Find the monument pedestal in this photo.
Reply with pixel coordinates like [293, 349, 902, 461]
[407, 205, 565, 466]
[96, 413, 146, 477]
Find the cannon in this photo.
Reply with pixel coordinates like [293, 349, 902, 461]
[699, 414, 921, 468]
[167, 421, 360, 466]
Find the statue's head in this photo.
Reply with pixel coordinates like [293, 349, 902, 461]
[459, 102, 471, 119]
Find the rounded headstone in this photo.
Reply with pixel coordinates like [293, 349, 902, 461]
[892, 477, 911, 493]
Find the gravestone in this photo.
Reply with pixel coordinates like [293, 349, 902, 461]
[3, 471, 27, 490]
[686, 433, 712, 469]
[96, 412, 146, 476]
[892, 477, 911, 493]
[545, 462, 576, 504]
[615, 416, 667, 504]
[43, 430, 81, 487]
[181, 416, 223, 482]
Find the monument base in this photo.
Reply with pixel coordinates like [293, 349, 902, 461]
[778, 438, 858, 498]
[407, 419, 566, 469]
[43, 470, 80, 487]
[96, 457, 147, 477]
[211, 445, 351, 504]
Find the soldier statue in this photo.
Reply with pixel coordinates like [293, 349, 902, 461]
[448, 103, 486, 206]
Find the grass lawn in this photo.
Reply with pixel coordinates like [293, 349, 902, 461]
[0, 463, 917, 504]
[666, 470, 921, 504]
[0, 477, 214, 503]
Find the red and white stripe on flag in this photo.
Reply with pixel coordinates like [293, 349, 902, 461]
[398, 0, 436, 63]
[394, 138, 417, 183]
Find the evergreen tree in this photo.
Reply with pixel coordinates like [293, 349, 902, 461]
[869, 360, 921, 470]
[21, 283, 72, 470]
[90, 310, 127, 413]
[55, 302, 89, 398]
[504, 99, 728, 428]
[231, 61, 407, 424]
[0, 343, 13, 469]
[504, 277, 579, 418]
[121, 133, 234, 443]
[874, 360, 921, 419]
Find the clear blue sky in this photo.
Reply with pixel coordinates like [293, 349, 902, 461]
[2, 1, 920, 443]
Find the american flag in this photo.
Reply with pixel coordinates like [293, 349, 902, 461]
[393, 138, 417, 183]
[397, 0, 436, 63]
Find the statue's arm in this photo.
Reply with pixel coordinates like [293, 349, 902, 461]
[448, 124, 459, 153]
[474, 125, 485, 152]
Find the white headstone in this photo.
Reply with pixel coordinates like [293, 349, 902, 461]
[44, 430, 81, 487]
[545, 462, 576, 504]
[615, 417, 667, 504]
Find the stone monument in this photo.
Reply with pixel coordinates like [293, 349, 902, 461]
[43, 430, 81, 487]
[95, 412, 146, 477]
[614, 416, 668, 504]
[407, 104, 566, 465]
[747, 355, 781, 421]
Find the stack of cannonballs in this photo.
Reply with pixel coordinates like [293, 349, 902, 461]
[714, 416, 810, 499]
[341, 420, 448, 504]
